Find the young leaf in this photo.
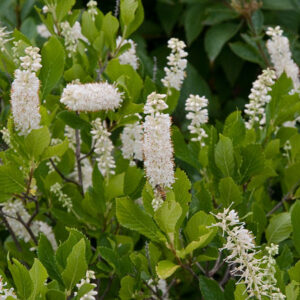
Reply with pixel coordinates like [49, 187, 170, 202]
[119, 276, 136, 300]
[62, 239, 88, 292]
[156, 260, 180, 280]
[291, 201, 300, 255]
[29, 259, 48, 300]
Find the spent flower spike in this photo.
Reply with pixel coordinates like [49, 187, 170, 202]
[211, 207, 285, 300]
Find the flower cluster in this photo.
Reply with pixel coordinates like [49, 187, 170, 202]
[74, 270, 97, 300]
[1, 199, 57, 250]
[244, 68, 276, 129]
[211, 207, 285, 300]
[60, 21, 87, 57]
[50, 183, 73, 212]
[116, 36, 139, 70]
[0, 26, 12, 51]
[87, 0, 98, 21]
[0, 127, 11, 147]
[37, 24, 51, 38]
[147, 278, 170, 300]
[161, 38, 188, 91]
[11, 46, 42, 135]
[121, 120, 143, 165]
[266, 26, 300, 88]
[91, 118, 116, 176]
[0, 276, 16, 299]
[185, 94, 209, 145]
[143, 92, 174, 210]
[60, 82, 123, 112]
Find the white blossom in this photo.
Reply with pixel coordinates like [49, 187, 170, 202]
[211, 208, 285, 300]
[1, 199, 57, 250]
[162, 38, 188, 91]
[87, 0, 98, 21]
[0, 26, 12, 51]
[65, 125, 76, 151]
[19, 46, 42, 73]
[185, 94, 209, 145]
[0, 275, 17, 299]
[266, 26, 300, 88]
[60, 82, 123, 112]
[143, 92, 174, 189]
[151, 195, 164, 212]
[121, 121, 143, 165]
[91, 118, 116, 176]
[37, 24, 51, 38]
[116, 36, 139, 70]
[50, 183, 73, 212]
[244, 68, 276, 129]
[46, 138, 63, 172]
[11, 69, 41, 135]
[0, 127, 11, 147]
[74, 270, 98, 300]
[147, 278, 170, 300]
[60, 21, 87, 57]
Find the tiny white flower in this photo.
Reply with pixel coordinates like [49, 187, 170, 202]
[116, 36, 139, 70]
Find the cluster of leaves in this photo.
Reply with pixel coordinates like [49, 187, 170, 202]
[0, 0, 300, 299]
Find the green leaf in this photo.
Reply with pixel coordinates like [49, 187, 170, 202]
[184, 4, 205, 44]
[121, 0, 144, 37]
[29, 259, 48, 300]
[40, 138, 69, 161]
[266, 212, 292, 244]
[81, 11, 99, 42]
[62, 239, 88, 292]
[154, 200, 182, 243]
[55, 0, 75, 22]
[229, 41, 265, 66]
[239, 144, 265, 183]
[46, 290, 66, 300]
[218, 177, 242, 207]
[0, 164, 25, 200]
[105, 59, 143, 101]
[102, 12, 119, 50]
[234, 284, 247, 300]
[40, 36, 65, 98]
[262, 0, 296, 10]
[24, 127, 50, 160]
[116, 197, 165, 242]
[291, 201, 300, 255]
[38, 235, 63, 285]
[199, 276, 225, 300]
[289, 260, 300, 282]
[156, 260, 180, 279]
[57, 111, 91, 130]
[120, 0, 138, 26]
[264, 139, 280, 159]
[8, 258, 33, 299]
[124, 166, 144, 196]
[205, 22, 240, 62]
[119, 276, 136, 300]
[215, 135, 235, 177]
[286, 281, 300, 300]
[223, 111, 246, 146]
[106, 173, 125, 201]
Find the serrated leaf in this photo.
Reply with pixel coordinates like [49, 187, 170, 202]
[38, 235, 63, 286]
[266, 212, 292, 244]
[116, 197, 165, 242]
[29, 259, 48, 300]
[40, 138, 69, 161]
[62, 239, 87, 291]
[218, 177, 242, 207]
[215, 135, 235, 177]
[223, 111, 246, 145]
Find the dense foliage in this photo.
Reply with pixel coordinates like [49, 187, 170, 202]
[0, 0, 300, 299]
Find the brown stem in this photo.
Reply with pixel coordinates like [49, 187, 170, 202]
[27, 197, 39, 227]
[267, 179, 300, 216]
[99, 275, 114, 300]
[220, 265, 231, 287]
[79, 147, 95, 162]
[49, 159, 81, 186]
[0, 208, 22, 252]
[144, 280, 163, 300]
[15, 0, 21, 30]
[208, 254, 224, 277]
[25, 167, 34, 197]
[16, 213, 38, 245]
